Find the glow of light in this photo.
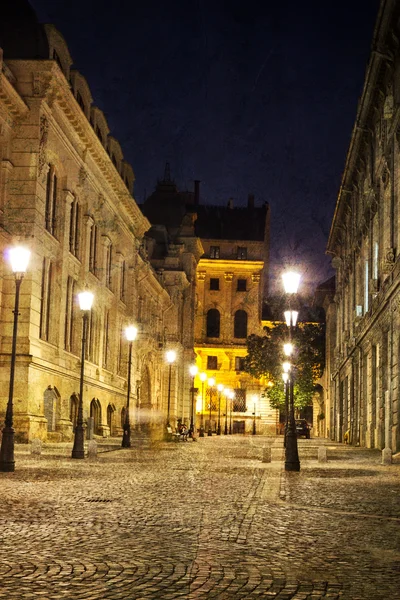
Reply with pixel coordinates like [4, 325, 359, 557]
[78, 290, 94, 311]
[282, 271, 301, 294]
[8, 246, 31, 274]
[166, 350, 176, 364]
[125, 325, 138, 342]
[189, 364, 198, 377]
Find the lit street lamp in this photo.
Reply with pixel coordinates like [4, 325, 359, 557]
[252, 395, 258, 435]
[282, 270, 301, 472]
[165, 350, 176, 429]
[72, 289, 94, 459]
[189, 364, 198, 437]
[217, 384, 223, 435]
[199, 372, 207, 437]
[122, 325, 138, 448]
[0, 246, 31, 472]
[207, 377, 215, 436]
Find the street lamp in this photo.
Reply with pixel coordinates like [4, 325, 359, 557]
[282, 362, 291, 447]
[0, 246, 31, 472]
[282, 270, 301, 472]
[189, 364, 198, 437]
[165, 350, 176, 429]
[199, 372, 207, 437]
[72, 288, 94, 459]
[122, 325, 138, 448]
[229, 390, 234, 434]
[252, 395, 258, 435]
[217, 384, 223, 435]
[224, 389, 229, 435]
[207, 377, 215, 436]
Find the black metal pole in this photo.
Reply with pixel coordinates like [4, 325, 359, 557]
[167, 362, 172, 428]
[284, 320, 300, 472]
[252, 401, 256, 435]
[122, 340, 132, 448]
[199, 381, 205, 437]
[284, 380, 289, 447]
[224, 394, 228, 435]
[0, 275, 23, 472]
[72, 311, 88, 459]
[217, 391, 221, 435]
[229, 398, 232, 434]
[189, 378, 195, 437]
[207, 386, 212, 436]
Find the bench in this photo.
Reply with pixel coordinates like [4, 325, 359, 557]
[166, 426, 189, 442]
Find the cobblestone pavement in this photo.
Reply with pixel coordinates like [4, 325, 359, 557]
[0, 436, 399, 600]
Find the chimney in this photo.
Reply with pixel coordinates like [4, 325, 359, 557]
[247, 193, 255, 209]
[227, 197, 234, 209]
[194, 180, 200, 205]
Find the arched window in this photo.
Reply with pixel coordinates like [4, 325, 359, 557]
[206, 309, 220, 338]
[234, 310, 248, 339]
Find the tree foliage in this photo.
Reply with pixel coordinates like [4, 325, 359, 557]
[243, 322, 325, 410]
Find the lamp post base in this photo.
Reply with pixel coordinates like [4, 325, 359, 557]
[284, 431, 300, 471]
[217, 425, 221, 435]
[207, 429, 212, 436]
[0, 427, 15, 472]
[199, 427, 204, 437]
[71, 425, 85, 459]
[121, 425, 131, 448]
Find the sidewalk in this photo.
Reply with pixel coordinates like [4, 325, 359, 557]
[0, 435, 399, 599]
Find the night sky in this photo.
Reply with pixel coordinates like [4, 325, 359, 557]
[29, 0, 379, 295]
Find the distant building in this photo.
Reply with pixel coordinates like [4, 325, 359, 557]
[327, 0, 400, 455]
[142, 169, 277, 434]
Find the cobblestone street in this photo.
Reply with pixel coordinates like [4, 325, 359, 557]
[0, 436, 399, 600]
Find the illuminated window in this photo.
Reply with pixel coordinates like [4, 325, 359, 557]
[45, 166, 58, 237]
[210, 246, 220, 259]
[69, 198, 80, 258]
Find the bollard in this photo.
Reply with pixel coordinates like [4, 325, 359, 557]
[318, 446, 327, 463]
[382, 448, 392, 465]
[31, 438, 42, 456]
[87, 440, 98, 461]
[262, 447, 271, 463]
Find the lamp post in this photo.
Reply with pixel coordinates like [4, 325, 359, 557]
[252, 395, 258, 435]
[0, 247, 31, 472]
[189, 364, 198, 437]
[207, 377, 215, 436]
[217, 384, 223, 435]
[224, 389, 229, 435]
[282, 362, 291, 447]
[229, 390, 233, 434]
[199, 372, 207, 437]
[72, 289, 94, 459]
[165, 350, 176, 429]
[122, 325, 138, 448]
[282, 271, 300, 472]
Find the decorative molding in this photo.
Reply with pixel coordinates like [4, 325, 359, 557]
[251, 273, 261, 283]
[224, 272, 234, 282]
[197, 271, 206, 281]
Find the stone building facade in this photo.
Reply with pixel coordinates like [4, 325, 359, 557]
[327, 0, 400, 455]
[0, 6, 181, 442]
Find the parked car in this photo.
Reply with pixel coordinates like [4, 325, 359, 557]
[295, 419, 311, 439]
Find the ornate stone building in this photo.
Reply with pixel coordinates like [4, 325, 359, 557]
[142, 174, 276, 434]
[0, 3, 179, 442]
[327, 0, 400, 456]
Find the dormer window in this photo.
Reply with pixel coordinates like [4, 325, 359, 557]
[52, 49, 63, 70]
[237, 247, 247, 260]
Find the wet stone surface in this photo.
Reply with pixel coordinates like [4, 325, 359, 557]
[0, 437, 399, 599]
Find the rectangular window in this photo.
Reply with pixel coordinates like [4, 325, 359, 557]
[373, 241, 379, 281]
[210, 246, 220, 259]
[237, 247, 247, 260]
[89, 223, 98, 275]
[86, 310, 97, 363]
[64, 277, 76, 352]
[40, 258, 53, 342]
[233, 389, 246, 412]
[106, 244, 112, 289]
[237, 279, 247, 292]
[364, 259, 369, 314]
[45, 166, 58, 237]
[210, 278, 219, 291]
[120, 259, 126, 302]
[103, 310, 110, 368]
[235, 356, 245, 371]
[69, 198, 80, 258]
[207, 355, 218, 370]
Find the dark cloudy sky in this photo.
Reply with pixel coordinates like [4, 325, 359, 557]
[30, 0, 379, 294]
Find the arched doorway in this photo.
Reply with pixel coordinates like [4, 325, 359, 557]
[44, 386, 60, 432]
[69, 394, 79, 432]
[140, 365, 152, 428]
[90, 398, 102, 435]
[107, 403, 116, 436]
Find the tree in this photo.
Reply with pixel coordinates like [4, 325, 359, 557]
[243, 322, 325, 410]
